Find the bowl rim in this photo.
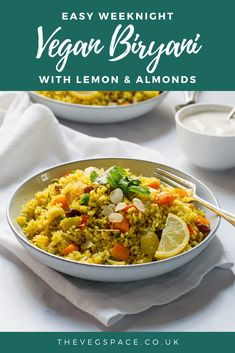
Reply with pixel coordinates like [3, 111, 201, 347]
[29, 91, 168, 110]
[175, 103, 235, 138]
[7, 158, 221, 270]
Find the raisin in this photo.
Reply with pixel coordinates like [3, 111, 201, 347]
[84, 185, 94, 193]
[195, 222, 210, 235]
[65, 209, 81, 218]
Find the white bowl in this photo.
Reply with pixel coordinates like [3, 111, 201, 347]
[7, 158, 220, 282]
[175, 104, 235, 170]
[29, 91, 168, 124]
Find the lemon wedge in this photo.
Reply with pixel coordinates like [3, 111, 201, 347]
[155, 213, 190, 260]
[69, 91, 98, 100]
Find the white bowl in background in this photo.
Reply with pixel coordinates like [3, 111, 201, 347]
[175, 104, 235, 170]
[29, 91, 168, 124]
[7, 158, 220, 282]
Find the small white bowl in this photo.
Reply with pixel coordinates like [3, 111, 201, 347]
[175, 104, 235, 170]
[29, 91, 168, 124]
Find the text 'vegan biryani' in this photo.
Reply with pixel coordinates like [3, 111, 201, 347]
[17, 166, 211, 265]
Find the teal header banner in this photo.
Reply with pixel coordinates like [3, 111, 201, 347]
[1, 332, 235, 353]
[0, 0, 234, 90]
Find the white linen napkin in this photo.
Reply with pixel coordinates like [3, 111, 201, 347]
[0, 92, 233, 327]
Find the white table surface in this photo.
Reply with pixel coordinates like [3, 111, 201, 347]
[1, 91, 235, 332]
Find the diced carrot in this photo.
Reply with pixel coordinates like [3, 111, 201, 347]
[112, 217, 130, 233]
[123, 204, 137, 213]
[62, 243, 79, 256]
[187, 224, 195, 235]
[194, 215, 210, 225]
[148, 181, 160, 189]
[78, 215, 89, 228]
[121, 102, 129, 106]
[111, 243, 129, 261]
[51, 196, 68, 209]
[174, 188, 188, 198]
[155, 192, 175, 205]
[82, 215, 88, 223]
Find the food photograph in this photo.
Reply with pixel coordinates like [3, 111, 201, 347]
[0, 90, 235, 331]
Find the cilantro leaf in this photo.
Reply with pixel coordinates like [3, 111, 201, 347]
[106, 166, 150, 196]
[90, 170, 98, 182]
[80, 194, 90, 205]
[106, 166, 127, 188]
[128, 185, 150, 196]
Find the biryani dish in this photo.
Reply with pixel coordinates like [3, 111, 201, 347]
[36, 91, 160, 106]
[17, 166, 210, 265]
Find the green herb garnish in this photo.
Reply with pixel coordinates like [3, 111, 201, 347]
[80, 194, 90, 205]
[107, 166, 150, 196]
[128, 185, 151, 195]
[90, 170, 98, 182]
[107, 166, 127, 189]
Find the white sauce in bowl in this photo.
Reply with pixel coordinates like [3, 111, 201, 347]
[183, 110, 235, 136]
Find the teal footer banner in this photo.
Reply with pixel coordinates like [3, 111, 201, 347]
[0, 333, 234, 353]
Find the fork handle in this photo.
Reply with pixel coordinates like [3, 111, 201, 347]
[194, 196, 235, 226]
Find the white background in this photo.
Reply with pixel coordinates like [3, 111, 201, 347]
[1, 91, 234, 331]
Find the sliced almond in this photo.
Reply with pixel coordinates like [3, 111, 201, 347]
[96, 229, 120, 232]
[115, 202, 127, 212]
[133, 198, 145, 212]
[109, 204, 116, 211]
[102, 205, 114, 216]
[65, 192, 73, 205]
[81, 240, 93, 251]
[83, 167, 99, 177]
[110, 188, 123, 204]
[149, 187, 158, 193]
[75, 181, 85, 192]
[108, 213, 124, 223]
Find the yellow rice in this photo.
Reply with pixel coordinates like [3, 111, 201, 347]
[17, 166, 210, 265]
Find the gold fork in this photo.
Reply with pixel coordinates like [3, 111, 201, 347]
[154, 167, 235, 226]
